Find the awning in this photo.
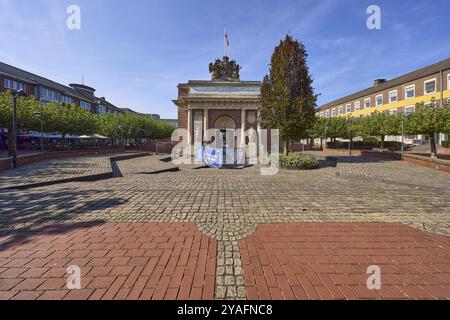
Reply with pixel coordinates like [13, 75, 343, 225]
[79, 134, 109, 139]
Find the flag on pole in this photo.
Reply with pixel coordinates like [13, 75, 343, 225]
[224, 25, 229, 56]
[224, 29, 229, 47]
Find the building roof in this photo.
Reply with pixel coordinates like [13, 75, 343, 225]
[0, 61, 89, 101]
[0, 61, 124, 112]
[317, 57, 450, 111]
[120, 108, 138, 113]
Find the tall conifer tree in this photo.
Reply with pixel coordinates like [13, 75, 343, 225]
[261, 35, 317, 154]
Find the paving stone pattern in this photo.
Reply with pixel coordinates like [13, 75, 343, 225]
[0, 154, 449, 300]
[0, 156, 112, 189]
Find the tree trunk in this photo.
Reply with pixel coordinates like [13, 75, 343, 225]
[320, 138, 323, 151]
[61, 133, 66, 149]
[380, 135, 385, 149]
[283, 140, 289, 156]
[430, 134, 437, 159]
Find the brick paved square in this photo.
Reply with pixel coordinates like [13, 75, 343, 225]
[0, 154, 449, 299]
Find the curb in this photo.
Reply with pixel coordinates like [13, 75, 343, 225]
[0, 152, 151, 190]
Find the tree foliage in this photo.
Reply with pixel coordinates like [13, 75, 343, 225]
[309, 100, 450, 155]
[357, 112, 401, 148]
[261, 35, 317, 154]
[404, 101, 450, 156]
[0, 91, 175, 153]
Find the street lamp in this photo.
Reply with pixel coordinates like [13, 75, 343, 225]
[118, 125, 123, 147]
[347, 118, 353, 156]
[32, 110, 44, 152]
[12, 88, 26, 169]
[401, 112, 404, 155]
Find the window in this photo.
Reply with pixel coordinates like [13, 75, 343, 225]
[424, 79, 436, 94]
[389, 109, 397, 115]
[97, 104, 106, 114]
[389, 90, 398, 103]
[338, 106, 343, 114]
[375, 94, 383, 106]
[80, 101, 91, 111]
[354, 101, 360, 111]
[325, 110, 330, 118]
[364, 98, 371, 109]
[404, 106, 415, 116]
[331, 108, 336, 117]
[61, 95, 73, 105]
[448, 74, 450, 90]
[405, 85, 415, 99]
[320, 112, 324, 118]
[4, 78, 26, 92]
[41, 87, 58, 100]
[345, 104, 351, 113]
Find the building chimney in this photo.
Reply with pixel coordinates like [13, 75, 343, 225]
[373, 79, 387, 87]
[69, 83, 96, 96]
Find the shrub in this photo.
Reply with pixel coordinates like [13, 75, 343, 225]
[362, 136, 380, 148]
[442, 141, 450, 148]
[383, 141, 403, 151]
[326, 141, 343, 149]
[272, 153, 319, 170]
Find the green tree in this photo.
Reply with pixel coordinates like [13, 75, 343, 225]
[98, 113, 123, 145]
[404, 102, 450, 158]
[0, 91, 40, 155]
[308, 118, 329, 150]
[358, 112, 401, 148]
[324, 117, 349, 142]
[260, 35, 317, 155]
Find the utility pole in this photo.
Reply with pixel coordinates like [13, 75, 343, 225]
[401, 112, 404, 155]
[12, 89, 25, 169]
[33, 110, 44, 152]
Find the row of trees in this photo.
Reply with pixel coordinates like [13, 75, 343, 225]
[260, 35, 450, 158]
[309, 102, 450, 157]
[0, 91, 175, 155]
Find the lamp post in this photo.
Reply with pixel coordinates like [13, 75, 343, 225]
[347, 118, 353, 156]
[12, 89, 26, 169]
[401, 112, 404, 155]
[118, 125, 123, 148]
[32, 110, 44, 152]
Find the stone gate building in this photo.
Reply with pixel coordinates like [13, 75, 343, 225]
[173, 56, 261, 148]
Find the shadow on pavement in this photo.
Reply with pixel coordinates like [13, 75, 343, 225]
[0, 187, 127, 243]
[0, 220, 105, 251]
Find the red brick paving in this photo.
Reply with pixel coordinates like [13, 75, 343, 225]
[0, 222, 217, 300]
[1, 221, 450, 300]
[240, 223, 450, 300]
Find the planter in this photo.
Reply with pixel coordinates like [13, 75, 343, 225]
[440, 148, 450, 155]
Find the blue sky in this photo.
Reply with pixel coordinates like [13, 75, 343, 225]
[0, 0, 448, 118]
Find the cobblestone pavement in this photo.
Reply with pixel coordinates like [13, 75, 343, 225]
[0, 156, 112, 189]
[116, 155, 177, 176]
[1, 157, 447, 236]
[0, 155, 449, 299]
[241, 223, 450, 299]
[335, 156, 450, 190]
[116, 155, 207, 176]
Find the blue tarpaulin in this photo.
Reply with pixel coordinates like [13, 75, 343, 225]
[196, 147, 246, 168]
[204, 147, 223, 168]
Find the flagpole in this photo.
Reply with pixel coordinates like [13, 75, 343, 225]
[224, 25, 227, 57]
